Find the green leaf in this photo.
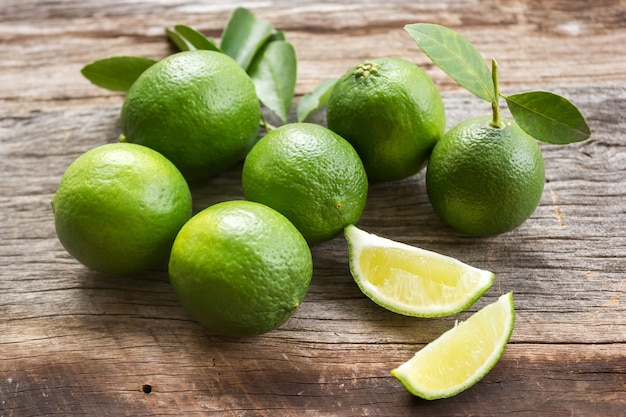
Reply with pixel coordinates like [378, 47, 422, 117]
[248, 40, 297, 123]
[173, 25, 221, 52]
[505, 91, 591, 144]
[297, 79, 337, 122]
[220, 7, 275, 70]
[166, 27, 193, 51]
[81, 56, 157, 92]
[267, 29, 286, 42]
[404, 23, 496, 103]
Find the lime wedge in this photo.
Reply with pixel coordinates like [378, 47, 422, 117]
[391, 292, 515, 400]
[344, 225, 494, 317]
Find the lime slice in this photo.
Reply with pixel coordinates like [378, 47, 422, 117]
[391, 292, 515, 400]
[344, 225, 494, 317]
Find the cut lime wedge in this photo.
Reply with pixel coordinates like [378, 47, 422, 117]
[391, 292, 515, 400]
[344, 225, 494, 317]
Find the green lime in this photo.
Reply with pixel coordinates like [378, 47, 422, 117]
[326, 57, 446, 182]
[426, 116, 545, 236]
[391, 292, 515, 400]
[51, 143, 192, 275]
[241, 123, 368, 244]
[168, 200, 313, 337]
[120, 50, 261, 181]
[345, 225, 494, 317]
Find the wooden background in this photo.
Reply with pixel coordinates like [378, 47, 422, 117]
[1, 0, 624, 415]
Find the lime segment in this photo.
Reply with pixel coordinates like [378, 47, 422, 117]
[344, 225, 494, 317]
[391, 292, 515, 400]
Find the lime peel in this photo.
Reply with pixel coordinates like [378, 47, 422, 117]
[391, 292, 515, 400]
[344, 225, 494, 317]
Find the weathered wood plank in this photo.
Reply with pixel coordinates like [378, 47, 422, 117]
[2, 338, 625, 416]
[1, 0, 625, 415]
[1, 0, 625, 108]
[2, 86, 624, 415]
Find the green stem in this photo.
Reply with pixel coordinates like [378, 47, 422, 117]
[259, 113, 276, 133]
[490, 58, 503, 128]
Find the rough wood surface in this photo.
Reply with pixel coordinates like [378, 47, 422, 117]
[1, 0, 625, 416]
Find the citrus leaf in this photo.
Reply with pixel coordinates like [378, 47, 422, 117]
[267, 29, 286, 42]
[173, 25, 221, 52]
[166, 28, 193, 51]
[296, 79, 337, 122]
[505, 91, 591, 144]
[81, 56, 156, 92]
[248, 29, 287, 72]
[220, 7, 274, 70]
[404, 23, 496, 103]
[249, 40, 297, 123]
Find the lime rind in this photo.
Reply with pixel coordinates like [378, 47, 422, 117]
[344, 225, 494, 317]
[391, 292, 515, 400]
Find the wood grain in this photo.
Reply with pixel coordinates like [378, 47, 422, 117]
[1, 0, 625, 415]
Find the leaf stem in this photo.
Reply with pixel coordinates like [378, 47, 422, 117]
[259, 113, 276, 132]
[490, 58, 503, 128]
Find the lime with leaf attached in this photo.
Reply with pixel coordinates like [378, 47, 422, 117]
[405, 23, 590, 235]
[426, 116, 545, 236]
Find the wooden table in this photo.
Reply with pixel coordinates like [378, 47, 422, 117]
[1, 0, 624, 415]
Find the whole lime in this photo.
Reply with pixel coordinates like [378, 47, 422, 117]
[120, 50, 261, 181]
[426, 116, 545, 236]
[241, 123, 368, 244]
[168, 200, 313, 337]
[326, 57, 446, 182]
[52, 143, 193, 275]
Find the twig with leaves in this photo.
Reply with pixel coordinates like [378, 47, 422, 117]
[404, 23, 590, 144]
[81, 8, 297, 132]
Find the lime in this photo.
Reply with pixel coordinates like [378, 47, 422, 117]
[426, 116, 545, 236]
[120, 50, 261, 181]
[242, 123, 368, 245]
[344, 225, 494, 317]
[168, 200, 313, 337]
[326, 57, 446, 182]
[51, 143, 192, 275]
[391, 292, 515, 400]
